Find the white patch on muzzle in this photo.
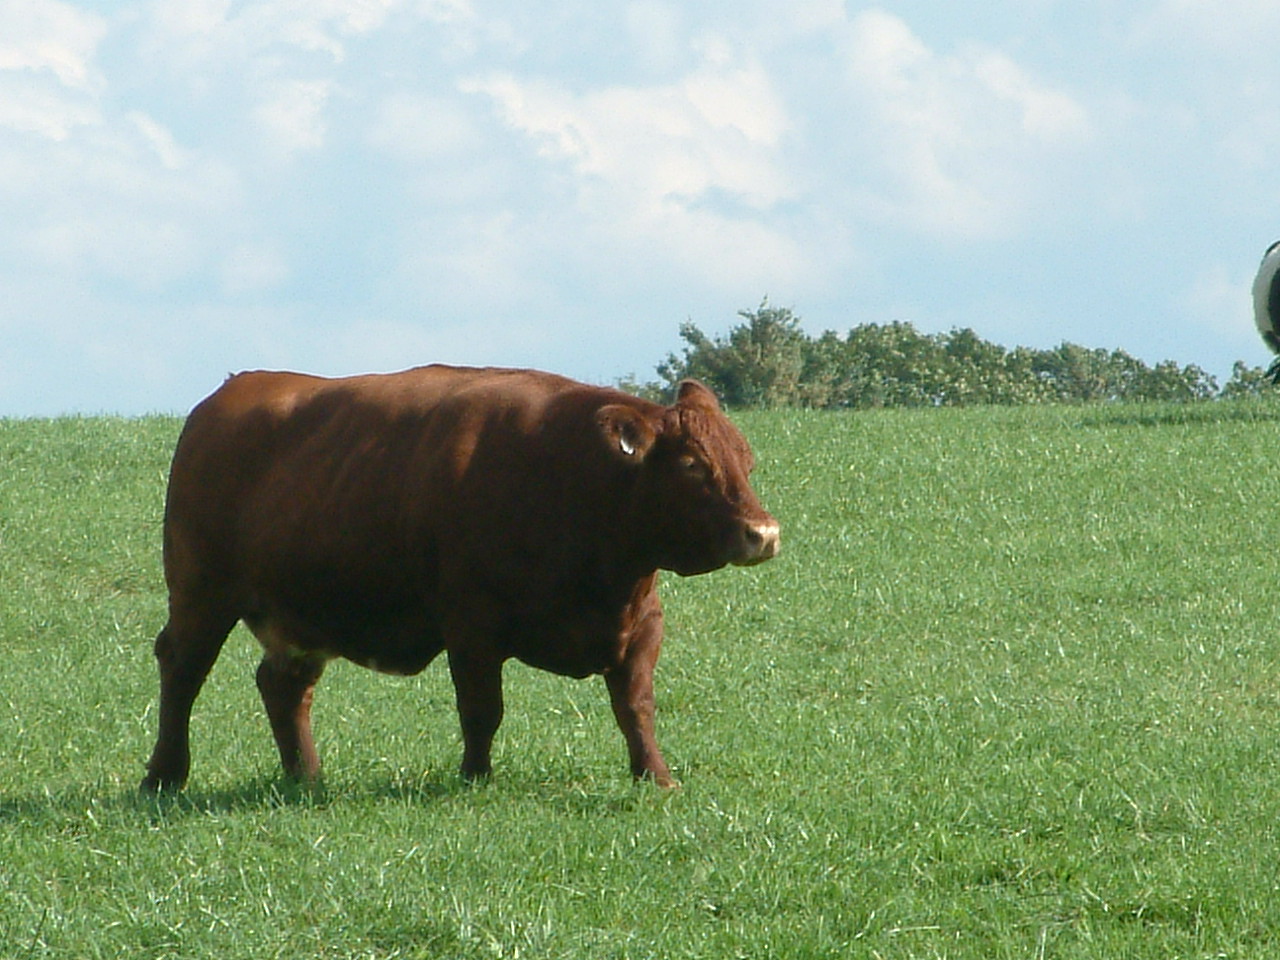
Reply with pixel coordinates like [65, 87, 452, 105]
[734, 519, 781, 566]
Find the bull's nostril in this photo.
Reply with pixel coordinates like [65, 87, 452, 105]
[739, 520, 780, 564]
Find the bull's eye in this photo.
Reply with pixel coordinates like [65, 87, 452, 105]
[680, 455, 709, 483]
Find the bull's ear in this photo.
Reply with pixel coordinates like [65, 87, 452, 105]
[597, 405, 657, 461]
[676, 379, 722, 412]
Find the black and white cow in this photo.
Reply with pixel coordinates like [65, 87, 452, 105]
[1252, 241, 1280, 379]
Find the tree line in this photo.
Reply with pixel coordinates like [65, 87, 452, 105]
[625, 301, 1274, 409]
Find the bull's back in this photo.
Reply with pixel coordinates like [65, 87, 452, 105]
[161, 365, 589, 597]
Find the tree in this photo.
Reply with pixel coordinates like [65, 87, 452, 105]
[645, 303, 1239, 409]
[1220, 361, 1278, 400]
[657, 301, 807, 408]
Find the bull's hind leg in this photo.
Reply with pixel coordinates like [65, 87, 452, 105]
[141, 601, 237, 792]
[256, 650, 328, 782]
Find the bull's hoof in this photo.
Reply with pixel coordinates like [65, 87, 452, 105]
[140, 772, 186, 794]
[637, 770, 680, 790]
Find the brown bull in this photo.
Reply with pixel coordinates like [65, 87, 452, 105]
[141, 365, 779, 791]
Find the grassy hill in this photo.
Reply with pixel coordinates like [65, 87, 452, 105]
[4, 401, 1280, 958]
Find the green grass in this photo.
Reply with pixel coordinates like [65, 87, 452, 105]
[5, 400, 1280, 957]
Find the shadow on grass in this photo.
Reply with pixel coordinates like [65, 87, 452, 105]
[0, 771, 474, 828]
[0, 765, 663, 827]
[0, 757, 680, 829]
[135, 771, 482, 819]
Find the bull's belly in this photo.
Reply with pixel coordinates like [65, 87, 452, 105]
[501, 622, 627, 678]
[487, 587, 652, 678]
[241, 580, 645, 679]
[244, 607, 446, 676]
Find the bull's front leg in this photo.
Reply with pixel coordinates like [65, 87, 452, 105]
[605, 608, 675, 788]
[447, 647, 505, 781]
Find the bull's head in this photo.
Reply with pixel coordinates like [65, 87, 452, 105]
[598, 380, 780, 576]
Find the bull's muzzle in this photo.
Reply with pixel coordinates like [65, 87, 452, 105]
[734, 519, 781, 566]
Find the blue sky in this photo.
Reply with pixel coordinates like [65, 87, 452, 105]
[3, 0, 1278, 415]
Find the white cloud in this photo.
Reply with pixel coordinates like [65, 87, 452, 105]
[467, 50, 791, 210]
[0, 73, 99, 139]
[267, 0, 403, 60]
[625, 1, 684, 73]
[785, 0, 846, 35]
[970, 52, 1092, 144]
[1184, 261, 1259, 353]
[220, 241, 290, 295]
[128, 112, 191, 170]
[461, 45, 810, 293]
[145, 0, 402, 65]
[1129, 0, 1280, 205]
[388, 211, 539, 312]
[1139, 0, 1280, 54]
[628, 202, 811, 292]
[368, 91, 482, 161]
[32, 216, 201, 289]
[254, 79, 334, 158]
[0, 0, 106, 141]
[0, 0, 106, 92]
[841, 8, 1094, 239]
[0, 102, 243, 294]
[134, 0, 492, 169]
[140, 0, 487, 79]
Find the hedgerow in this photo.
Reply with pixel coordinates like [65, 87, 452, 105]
[626, 300, 1272, 408]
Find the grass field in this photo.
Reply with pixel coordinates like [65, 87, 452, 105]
[5, 400, 1280, 958]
